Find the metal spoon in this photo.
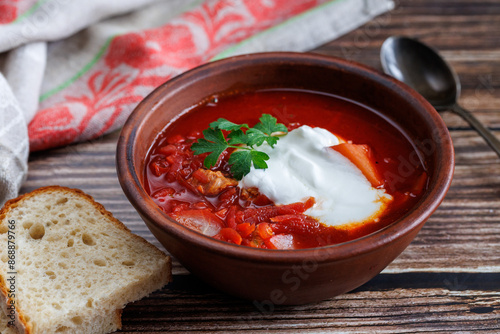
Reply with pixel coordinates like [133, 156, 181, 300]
[380, 36, 500, 157]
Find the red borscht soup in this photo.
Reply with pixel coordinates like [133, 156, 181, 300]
[144, 89, 428, 250]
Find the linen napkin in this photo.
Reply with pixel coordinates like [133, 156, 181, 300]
[0, 0, 394, 207]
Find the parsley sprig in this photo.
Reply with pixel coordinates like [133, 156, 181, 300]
[191, 114, 288, 180]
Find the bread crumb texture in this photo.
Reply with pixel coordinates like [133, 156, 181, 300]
[0, 187, 171, 334]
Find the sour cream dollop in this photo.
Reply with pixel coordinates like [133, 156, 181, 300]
[239, 125, 391, 227]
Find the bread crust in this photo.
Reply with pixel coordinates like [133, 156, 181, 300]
[0, 186, 171, 334]
[0, 273, 26, 334]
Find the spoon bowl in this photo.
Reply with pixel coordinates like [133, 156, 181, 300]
[381, 36, 459, 110]
[381, 36, 500, 157]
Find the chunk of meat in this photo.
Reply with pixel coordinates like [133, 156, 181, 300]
[187, 168, 238, 196]
[240, 187, 273, 206]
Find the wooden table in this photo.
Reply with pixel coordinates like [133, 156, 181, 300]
[21, 0, 500, 332]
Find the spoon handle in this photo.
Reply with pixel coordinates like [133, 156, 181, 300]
[451, 104, 500, 158]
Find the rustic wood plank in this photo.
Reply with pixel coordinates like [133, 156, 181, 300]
[118, 274, 500, 333]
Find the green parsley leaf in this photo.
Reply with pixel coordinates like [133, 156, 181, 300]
[245, 128, 267, 147]
[191, 128, 228, 168]
[227, 129, 248, 145]
[248, 114, 288, 148]
[250, 150, 269, 169]
[254, 114, 288, 135]
[227, 150, 252, 180]
[192, 114, 287, 180]
[227, 150, 270, 180]
[210, 118, 249, 131]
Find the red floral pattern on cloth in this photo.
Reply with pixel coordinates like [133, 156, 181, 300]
[28, 0, 329, 151]
[0, 0, 38, 24]
[0, 3, 17, 24]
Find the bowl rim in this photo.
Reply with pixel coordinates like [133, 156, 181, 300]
[117, 51, 454, 264]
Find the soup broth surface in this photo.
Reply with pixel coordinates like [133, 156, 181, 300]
[144, 89, 427, 249]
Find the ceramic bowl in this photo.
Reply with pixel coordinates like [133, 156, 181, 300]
[116, 52, 454, 305]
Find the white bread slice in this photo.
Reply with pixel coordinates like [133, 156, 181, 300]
[0, 186, 171, 334]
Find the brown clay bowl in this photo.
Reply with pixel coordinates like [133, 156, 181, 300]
[116, 52, 454, 305]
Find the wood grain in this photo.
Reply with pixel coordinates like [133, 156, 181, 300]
[19, 0, 500, 332]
